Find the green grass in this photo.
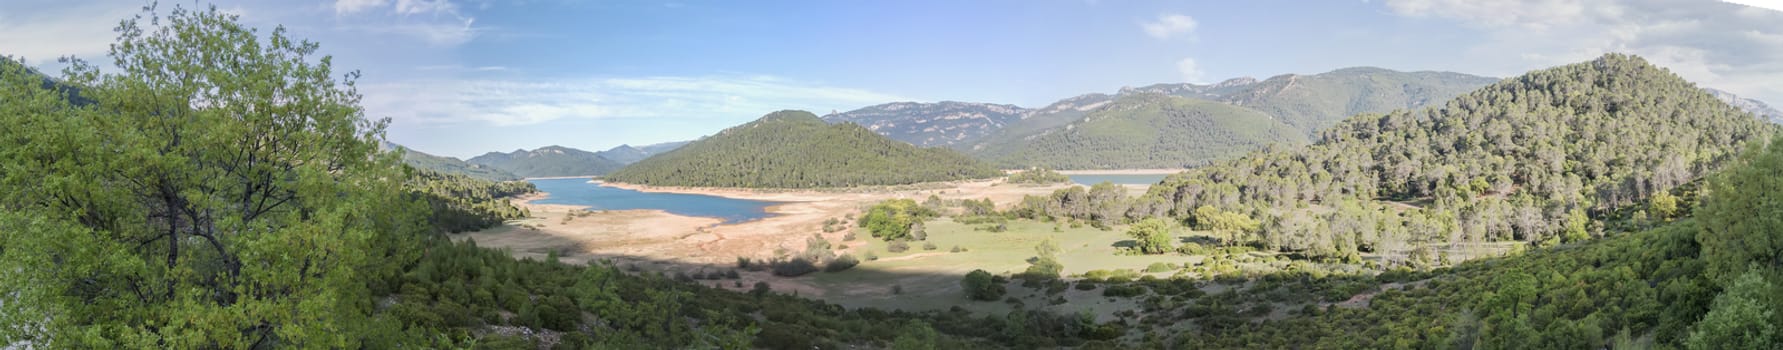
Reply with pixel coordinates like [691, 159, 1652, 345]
[809, 219, 1205, 318]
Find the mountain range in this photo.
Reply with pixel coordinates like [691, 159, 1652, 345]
[605, 110, 1003, 188]
[824, 67, 1501, 169]
[1706, 88, 1783, 124]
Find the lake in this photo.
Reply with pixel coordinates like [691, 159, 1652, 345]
[1068, 174, 1171, 186]
[527, 178, 782, 223]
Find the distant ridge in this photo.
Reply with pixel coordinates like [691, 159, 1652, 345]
[467, 145, 624, 178]
[605, 110, 1003, 188]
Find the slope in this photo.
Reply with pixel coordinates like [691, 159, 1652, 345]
[467, 145, 625, 178]
[1133, 53, 1777, 260]
[822, 101, 1028, 148]
[604, 110, 1004, 188]
[388, 143, 521, 181]
[972, 93, 1308, 169]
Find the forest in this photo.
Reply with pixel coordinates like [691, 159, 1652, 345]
[606, 110, 1005, 188]
[3, 4, 1781, 350]
[973, 93, 1308, 169]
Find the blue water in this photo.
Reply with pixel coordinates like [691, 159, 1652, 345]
[1068, 174, 1170, 186]
[527, 178, 782, 223]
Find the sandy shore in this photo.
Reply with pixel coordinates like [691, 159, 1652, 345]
[1054, 169, 1186, 175]
[451, 178, 1076, 295]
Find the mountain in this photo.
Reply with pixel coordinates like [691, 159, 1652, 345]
[1705, 88, 1783, 124]
[971, 93, 1308, 169]
[1133, 53, 1775, 259]
[957, 67, 1496, 169]
[467, 145, 625, 178]
[592, 140, 691, 165]
[1138, 67, 1501, 134]
[821, 101, 1027, 147]
[386, 143, 521, 181]
[604, 110, 1004, 188]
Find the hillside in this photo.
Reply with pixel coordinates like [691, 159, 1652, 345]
[594, 140, 689, 165]
[972, 93, 1308, 169]
[388, 143, 521, 181]
[1133, 53, 1776, 260]
[604, 110, 1004, 188]
[1190, 67, 1499, 134]
[467, 145, 624, 178]
[964, 68, 1495, 168]
[822, 101, 1027, 148]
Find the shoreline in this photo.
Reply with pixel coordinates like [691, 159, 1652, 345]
[1054, 169, 1185, 175]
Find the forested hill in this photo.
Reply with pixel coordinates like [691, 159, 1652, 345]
[822, 101, 1028, 148]
[467, 145, 624, 178]
[1133, 53, 1776, 260]
[604, 110, 1004, 188]
[972, 93, 1309, 169]
[963, 67, 1495, 169]
[388, 143, 521, 181]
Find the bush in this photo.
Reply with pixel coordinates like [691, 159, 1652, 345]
[923, 242, 938, 250]
[770, 257, 819, 277]
[825, 254, 860, 272]
[962, 269, 1007, 301]
[1145, 262, 1173, 273]
[951, 245, 967, 253]
[887, 240, 911, 253]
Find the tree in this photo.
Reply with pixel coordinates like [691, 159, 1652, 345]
[1127, 218, 1177, 255]
[0, 5, 426, 347]
[1698, 136, 1783, 281]
[891, 320, 941, 350]
[1687, 269, 1779, 350]
[1649, 191, 1680, 220]
[961, 269, 1006, 301]
[1023, 238, 1063, 280]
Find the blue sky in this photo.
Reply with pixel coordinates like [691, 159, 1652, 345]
[4, 0, 1782, 158]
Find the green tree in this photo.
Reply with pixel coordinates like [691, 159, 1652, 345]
[0, 6, 427, 347]
[890, 320, 940, 350]
[961, 269, 1006, 301]
[1127, 218, 1177, 254]
[1687, 269, 1779, 350]
[1698, 136, 1783, 281]
[1023, 238, 1063, 280]
[1650, 191, 1680, 220]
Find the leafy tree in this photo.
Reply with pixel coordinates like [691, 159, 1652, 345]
[1697, 136, 1783, 281]
[1007, 167, 1071, 184]
[1127, 218, 1177, 254]
[861, 199, 936, 240]
[1023, 238, 1063, 280]
[962, 269, 1006, 301]
[1687, 269, 1779, 350]
[0, 6, 427, 347]
[891, 320, 941, 350]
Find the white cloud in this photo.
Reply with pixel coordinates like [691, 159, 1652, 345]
[359, 75, 908, 127]
[1176, 57, 1205, 83]
[1384, 0, 1783, 105]
[333, 0, 482, 46]
[1140, 13, 1198, 39]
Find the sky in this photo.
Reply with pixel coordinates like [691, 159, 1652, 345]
[4, 0, 1782, 159]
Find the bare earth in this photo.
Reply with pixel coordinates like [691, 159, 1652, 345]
[451, 178, 1075, 295]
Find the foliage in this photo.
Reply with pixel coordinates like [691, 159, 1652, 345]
[0, 6, 425, 346]
[1127, 218, 1177, 255]
[606, 110, 1004, 188]
[862, 199, 937, 240]
[407, 169, 536, 233]
[1137, 53, 1775, 260]
[1006, 167, 1071, 184]
[1012, 182, 1129, 228]
[1686, 269, 1779, 350]
[1697, 135, 1783, 281]
[962, 269, 1007, 301]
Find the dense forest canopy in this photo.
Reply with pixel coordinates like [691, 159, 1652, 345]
[973, 93, 1308, 169]
[392, 143, 523, 181]
[1128, 53, 1776, 260]
[605, 110, 1005, 188]
[466, 145, 625, 178]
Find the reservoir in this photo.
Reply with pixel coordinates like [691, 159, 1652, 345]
[526, 178, 782, 223]
[1068, 174, 1170, 186]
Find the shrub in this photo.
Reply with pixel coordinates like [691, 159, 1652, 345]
[770, 257, 819, 277]
[962, 269, 1007, 301]
[825, 254, 860, 272]
[887, 240, 911, 253]
[1145, 262, 1173, 273]
[951, 245, 967, 253]
[923, 242, 938, 250]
